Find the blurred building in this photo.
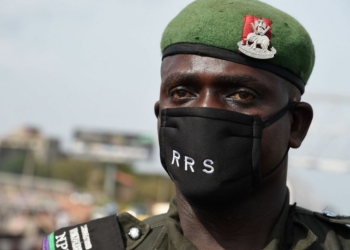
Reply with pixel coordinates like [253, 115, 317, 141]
[71, 129, 154, 200]
[0, 126, 60, 166]
[0, 172, 93, 250]
[71, 129, 153, 163]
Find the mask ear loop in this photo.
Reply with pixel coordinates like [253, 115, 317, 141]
[262, 101, 300, 128]
[262, 147, 289, 179]
[261, 101, 300, 179]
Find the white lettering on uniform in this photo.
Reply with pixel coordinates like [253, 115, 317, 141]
[55, 231, 69, 250]
[203, 159, 214, 174]
[69, 227, 82, 250]
[80, 225, 92, 250]
[171, 150, 180, 167]
[184, 156, 195, 172]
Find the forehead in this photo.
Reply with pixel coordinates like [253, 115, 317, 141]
[161, 54, 290, 94]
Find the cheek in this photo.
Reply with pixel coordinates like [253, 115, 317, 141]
[260, 116, 291, 174]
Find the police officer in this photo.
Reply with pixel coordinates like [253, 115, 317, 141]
[42, 0, 350, 249]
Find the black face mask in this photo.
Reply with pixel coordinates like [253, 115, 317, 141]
[159, 102, 298, 206]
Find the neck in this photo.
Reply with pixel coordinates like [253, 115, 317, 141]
[177, 170, 287, 250]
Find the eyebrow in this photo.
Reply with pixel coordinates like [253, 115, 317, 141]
[162, 72, 201, 88]
[212, 74, 263, 86]
[163, 72, 264, 88]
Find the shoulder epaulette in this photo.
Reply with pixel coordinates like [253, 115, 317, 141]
[314, 211, 350, 227]
[294, 206, 350, 228]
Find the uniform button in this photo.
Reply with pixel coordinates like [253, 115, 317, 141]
[322, 210, 339, 218]
[128, 227, 141, 240]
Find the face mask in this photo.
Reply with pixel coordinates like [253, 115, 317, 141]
[159, 102, 297, 206]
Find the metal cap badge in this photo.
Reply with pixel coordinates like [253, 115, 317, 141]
[238, 15, 277, 59]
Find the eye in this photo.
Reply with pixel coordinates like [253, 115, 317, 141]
[170, 89, 194, 99]
[230, 91, 255, 100]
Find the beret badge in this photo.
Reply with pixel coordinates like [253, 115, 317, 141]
[238, 16, 277, 59]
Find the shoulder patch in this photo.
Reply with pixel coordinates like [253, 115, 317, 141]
[42, 232, 55, 250]
[42, 215, 124, 250]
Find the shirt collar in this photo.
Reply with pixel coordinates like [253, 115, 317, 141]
[165, 197, 196, 249]
[162, 189, 317, 250]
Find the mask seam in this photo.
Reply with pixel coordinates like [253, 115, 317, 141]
[162, 115, 257, 126]
[162, 126, 261, 139]
[161, 112, 167, 172]
[252, 119, 259, 188]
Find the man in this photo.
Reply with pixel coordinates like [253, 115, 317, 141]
[42, 0, 350, 249]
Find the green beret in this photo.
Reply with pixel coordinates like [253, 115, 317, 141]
[161, 0, 315, 94]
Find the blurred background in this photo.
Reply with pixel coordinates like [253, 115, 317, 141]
[0, 0, 349, 249]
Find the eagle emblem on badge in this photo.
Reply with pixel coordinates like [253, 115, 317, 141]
[238, 16, 277, 59]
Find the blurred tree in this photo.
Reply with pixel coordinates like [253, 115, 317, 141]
[50, 160, 97, 189]
[133, 174, 175, 203]
[0, 148, 27, 173]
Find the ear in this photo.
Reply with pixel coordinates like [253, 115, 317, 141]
[289, 102, 313, 148]
[154, 101, 160, 118]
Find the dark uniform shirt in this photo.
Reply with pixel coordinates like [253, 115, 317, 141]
[118, 192, 350, 250]
[43, 192, 350, 250]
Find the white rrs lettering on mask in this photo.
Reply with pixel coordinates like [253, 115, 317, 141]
[55, 231, 69, 250]
[203, 159, 214, 174]
[171, 150, 180, 167]
[184, 156, 195, 172]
